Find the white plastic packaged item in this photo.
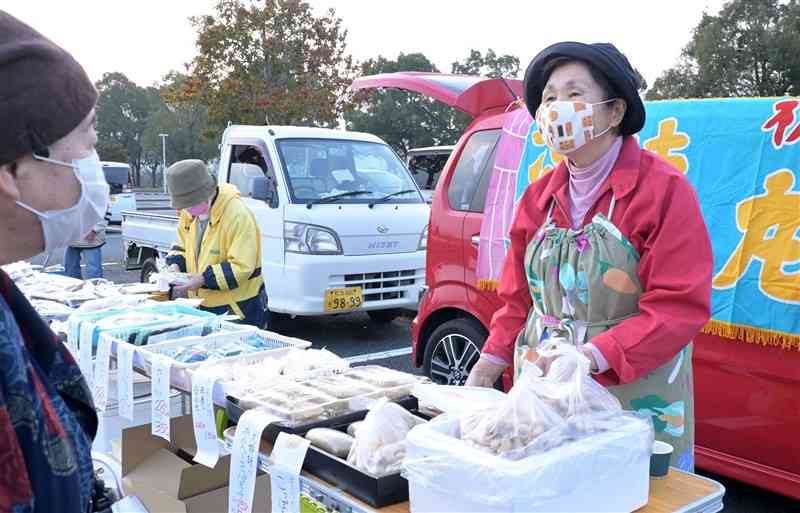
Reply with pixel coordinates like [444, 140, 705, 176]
[312, 374, 378, 399]
[412, 383, 507, 417]
[74, 294, 151, 314]
[212, 347, 346, 398]
[457, 343, 623, 460]
[305, 428, 355, 458]
[404, 412, 653, 513]
[344, 366, 418, 389]
[239, 381, 342, 423]
[281, 347, 348, 376]
[532, 341, 622, 419]
[347, 397, 425, 477]
[137, 325, 308, 397]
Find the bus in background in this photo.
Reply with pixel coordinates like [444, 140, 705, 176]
[102, 161, 134, 224]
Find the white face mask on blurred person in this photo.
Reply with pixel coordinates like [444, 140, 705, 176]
[16, 150, 109, 252]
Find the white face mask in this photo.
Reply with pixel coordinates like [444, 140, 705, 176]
[16, 150, 110, 252]
[536, 99, 616, 154]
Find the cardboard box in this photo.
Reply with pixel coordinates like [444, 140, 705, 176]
[122, 415, 270, 512]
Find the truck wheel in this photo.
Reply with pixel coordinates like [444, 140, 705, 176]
[140, 258, 159, 284]
[423, 318, 488, 386]
[367, 309, 401, 324]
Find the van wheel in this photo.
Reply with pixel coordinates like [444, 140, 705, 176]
[367, 309, 401, 324]
[423, 318, 487, 386]
[140, 258, 159, 284]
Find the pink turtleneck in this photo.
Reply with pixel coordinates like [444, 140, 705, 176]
[566, 136, 624, 229]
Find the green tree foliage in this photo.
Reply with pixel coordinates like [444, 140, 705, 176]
[451, 48, 521, 78]
[345, 53, 469, 157]
[347, 49, 521, 157]
[187, 0, 356, 134]
[647, 0, 800, 99]
[94, 72, 158, 185]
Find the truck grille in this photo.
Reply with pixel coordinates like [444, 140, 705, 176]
[342, 269, 420, 303]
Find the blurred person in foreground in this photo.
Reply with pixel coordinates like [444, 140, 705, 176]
[0, 10, 108, 513]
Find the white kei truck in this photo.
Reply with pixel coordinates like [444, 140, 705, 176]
[121, 125, 430, 323]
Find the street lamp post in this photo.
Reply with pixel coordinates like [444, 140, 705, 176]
[159, 133, 169, 193]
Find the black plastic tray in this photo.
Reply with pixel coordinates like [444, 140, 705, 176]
[225, 394, 419, 443]
[225, 395, 422, 508]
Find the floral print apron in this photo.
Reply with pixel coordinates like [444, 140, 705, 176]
[514, 196, 695, 471]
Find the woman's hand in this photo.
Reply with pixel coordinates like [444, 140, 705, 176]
[465, 356, 507, 388]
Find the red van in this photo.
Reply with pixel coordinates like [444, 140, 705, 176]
[353, 72, 800, 500]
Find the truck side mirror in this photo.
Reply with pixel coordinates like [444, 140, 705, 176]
[251, 176, 278, 208]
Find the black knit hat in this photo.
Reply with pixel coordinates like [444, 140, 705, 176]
[524, 42, 645, 136]
[0, 11, 97, 166]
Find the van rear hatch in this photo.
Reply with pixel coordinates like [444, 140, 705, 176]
[351, 72, 523, 118]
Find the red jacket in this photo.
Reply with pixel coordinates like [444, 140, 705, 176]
[483, 136, 713, 386]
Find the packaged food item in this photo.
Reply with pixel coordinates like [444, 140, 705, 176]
[347, 421, 364, 437]
[306, 428, 355, 458]
[312, 375, 377, 399]
[344, 366, 417, 388]
[347, 398, 424, 476]
[282, 348, 346, 375]
[458, 342, 623, 460]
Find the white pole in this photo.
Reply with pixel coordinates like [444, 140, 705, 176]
[159, 133, 169, 193]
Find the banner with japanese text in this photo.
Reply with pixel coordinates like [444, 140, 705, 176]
[481, 98, 800, 349]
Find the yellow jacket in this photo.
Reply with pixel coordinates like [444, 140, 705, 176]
[166, 184, 263, 319]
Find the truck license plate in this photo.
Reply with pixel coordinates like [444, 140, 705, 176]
[324, 287, 363, 312]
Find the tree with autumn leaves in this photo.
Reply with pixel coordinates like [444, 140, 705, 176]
[185, 0, 355, 131]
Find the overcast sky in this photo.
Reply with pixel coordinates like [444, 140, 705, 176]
[5, 0, 726, 88]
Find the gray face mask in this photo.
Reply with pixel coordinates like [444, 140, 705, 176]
[16, 150, 109, 252]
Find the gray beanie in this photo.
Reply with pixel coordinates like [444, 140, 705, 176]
[0, 11, 98, 165]
[166, 160, 216, 209]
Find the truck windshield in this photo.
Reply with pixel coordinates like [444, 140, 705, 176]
[276, 138, 424, 204]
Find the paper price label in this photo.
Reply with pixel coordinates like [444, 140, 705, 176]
[151, 355, 172, 441]
[228, 409, 281, 513]
[79, 323, 94, 385]
[67, 318, 80, 357]
[270, 433, 310, 513]
[92, 333, 113, 412]
[192, 370, 220, 468]
[116, 342, 136, 421]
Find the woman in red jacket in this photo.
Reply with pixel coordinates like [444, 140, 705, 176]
[466, 42, 713, 472]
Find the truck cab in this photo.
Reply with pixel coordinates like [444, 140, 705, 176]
[214, 125, 429, 322]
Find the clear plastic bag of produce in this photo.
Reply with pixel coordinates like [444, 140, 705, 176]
[347, 397, 424, 476]
[458, 341, 622, 460]
[531, 340, 622, 418]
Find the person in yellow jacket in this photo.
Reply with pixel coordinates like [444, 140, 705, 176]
[164, 159, 266, 327]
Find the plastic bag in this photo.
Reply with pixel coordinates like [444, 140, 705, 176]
[458, 342, 622, 460]
[403, 412, 653, 510]
[533, 341, 622, 419]
[459, 363, 563, 460]
[306, 428, 355, 458]
[347, 398, 424, 476]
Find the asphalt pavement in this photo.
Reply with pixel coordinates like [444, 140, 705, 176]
[26, 230, 799, 512]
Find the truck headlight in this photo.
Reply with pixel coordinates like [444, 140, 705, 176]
[284, 222, 343, 255]
[418, 225, 428, 250]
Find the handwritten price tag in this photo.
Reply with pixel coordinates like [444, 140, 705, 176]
[79, 323, 94, 385]
[92, 333, 113, 412]
[67, 318, 80, 357]
[228, 409, 281, 513]
[151, 355, 172, 441]
[192, 369, 220, 467]
[270, 433, 310, 513]
[116, 342, 136, 421]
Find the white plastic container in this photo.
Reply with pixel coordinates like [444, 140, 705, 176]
[404, 414, 652, 513]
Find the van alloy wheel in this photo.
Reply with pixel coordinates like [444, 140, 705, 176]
[429, 333, 481, 386]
